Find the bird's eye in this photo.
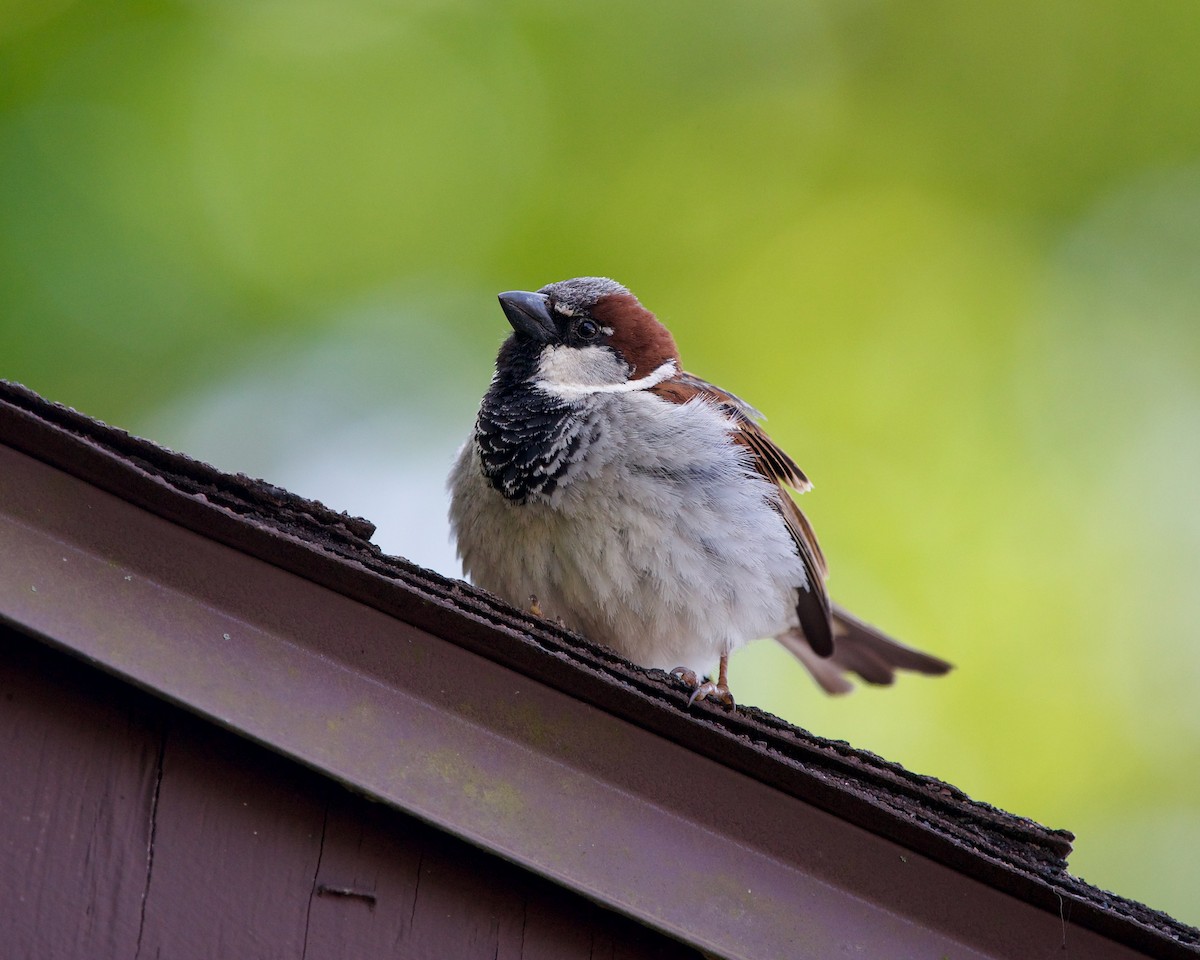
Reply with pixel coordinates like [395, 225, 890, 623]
[576, 319, 600, 340]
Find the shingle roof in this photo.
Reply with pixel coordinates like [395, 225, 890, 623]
[2, 378, 1196, 959]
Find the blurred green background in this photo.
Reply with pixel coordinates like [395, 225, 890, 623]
[3, 0, 1199, 926]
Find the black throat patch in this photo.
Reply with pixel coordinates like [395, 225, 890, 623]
[475, 380, 598, 504]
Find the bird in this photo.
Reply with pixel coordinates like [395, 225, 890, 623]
[447, 277, 951, 706]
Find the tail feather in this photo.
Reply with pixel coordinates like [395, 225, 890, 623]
[777, 602, 952, 695]
[776, 630, 855, 694]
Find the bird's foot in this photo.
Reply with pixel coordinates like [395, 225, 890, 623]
[669, 667, 735, 709]
[527, 595, 566, 627]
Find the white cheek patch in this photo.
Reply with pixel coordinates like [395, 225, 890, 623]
[536, 344, 629, 388]
[535, 351, 678, 400]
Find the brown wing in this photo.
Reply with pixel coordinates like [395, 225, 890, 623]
[775, 493, 834, 656]
[652, 372, 834, 656]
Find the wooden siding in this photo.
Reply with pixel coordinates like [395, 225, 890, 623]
[0, 629, 696, 960]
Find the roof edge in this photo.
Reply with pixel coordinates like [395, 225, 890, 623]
[2, 378, 1196, 957]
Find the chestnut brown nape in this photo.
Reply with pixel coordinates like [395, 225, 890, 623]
[592, 292, 680, 379]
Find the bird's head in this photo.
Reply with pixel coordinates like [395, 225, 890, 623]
[494, 277, 681, 396]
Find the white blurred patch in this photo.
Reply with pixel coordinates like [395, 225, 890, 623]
[139, 292, 490, 579]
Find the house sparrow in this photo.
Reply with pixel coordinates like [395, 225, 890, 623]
[448, 277, 951, 705]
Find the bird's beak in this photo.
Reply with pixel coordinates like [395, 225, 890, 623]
[498, 290, 556, 342]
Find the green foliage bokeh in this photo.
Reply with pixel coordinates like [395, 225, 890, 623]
[3, 0, 1199, 925]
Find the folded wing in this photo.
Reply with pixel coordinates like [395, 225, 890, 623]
[653, 372, 834, 656]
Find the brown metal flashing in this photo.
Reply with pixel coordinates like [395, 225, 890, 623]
[1, 378, 1197, 958]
